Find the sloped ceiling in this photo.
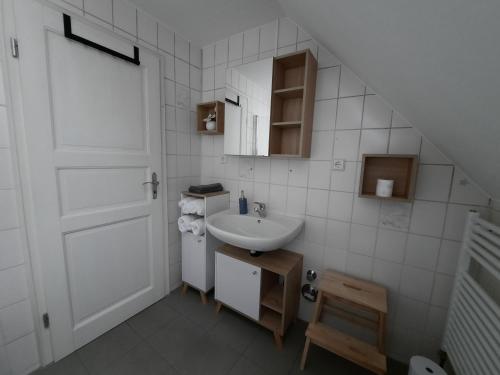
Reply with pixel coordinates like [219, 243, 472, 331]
[129, 0, 283, 46]
[277, 0, 500, 199]
[132, 0, 499, 199]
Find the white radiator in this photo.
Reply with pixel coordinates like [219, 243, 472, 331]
[443, 211, 500, 375]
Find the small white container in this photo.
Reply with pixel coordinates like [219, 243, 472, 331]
[205, 120, 216, 131]
[376, 179, 394, 198]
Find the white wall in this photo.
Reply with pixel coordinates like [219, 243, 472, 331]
[0, 0, 201, 372]
[200, 17, 493, 363]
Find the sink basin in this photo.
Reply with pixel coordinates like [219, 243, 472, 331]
[206, 209, 304, 252]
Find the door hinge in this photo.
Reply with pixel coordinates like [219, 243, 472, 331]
[10, 37, 19, 58]
[42, 313, 50, 329]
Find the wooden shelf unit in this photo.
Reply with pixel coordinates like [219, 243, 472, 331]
[359, 154, 418, 202]
[196, 101, 225, 134]
[269, 49, 317, 157]
[215, 244, 303, 349]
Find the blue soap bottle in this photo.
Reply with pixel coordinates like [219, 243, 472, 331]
[239, 190, 248, 214]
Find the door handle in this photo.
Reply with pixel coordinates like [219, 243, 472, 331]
[143, 172, 159, 199]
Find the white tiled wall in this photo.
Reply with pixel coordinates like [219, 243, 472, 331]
[0, 14, 39, 375]
[200, 17, 493, 363]
[0, 0, 202, 372]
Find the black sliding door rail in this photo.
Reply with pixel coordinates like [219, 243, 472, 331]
[63, 13, 140, 65]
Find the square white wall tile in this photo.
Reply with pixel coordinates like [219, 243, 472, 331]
[229, 33, 243, 61]
[415, 165, 453, 202]
[202, 67, 214, 91]
[326, 220, 350, 250]
[327, 191, 353, 222]
[449, 169, 490, 206]
[84, 0, 112, 23]
[164, 54, 175, 80]
[260, 21, 276, 53]
[399, 265, 434, 302]
[190, 45, 202, 68]
[0, 149, 14, 189]
[375, 228, 408, 263]
[352, 197, 380, 226]
[336, 97, 363, 130]
[339, 67, 365, 98]
[202, 44, 215, 68]
[372, 259, 402, 293]
[362, 95, 392, 129]
[313, 100, 337, 131]
[254, 158, 270, 182]
[405, 234, 440, 270]
[331, 161, 357, 192]
[324, 248, 347, 272]
[175, 59, 189, 87]
[310, 131, 334, 161]
[297, 41, 318, 59]
[395, 296, 428, 332]
[287, 187, 307, 216]
[113, 0, 136, 36]
[243, 28, 259, 57]
[269, 184, 287, 213]
[288, 160, 309, 187]
[358, 129, 389, 160]
[333, 130, 360, 162]
[316, 67, 340, 100]
[0, 229, 24, 270]
[437, 240, 461, 275]
[410, 201, 447, 237]
[308, 161, 330, 189]
[345, 252, 373, 280]
[349, 224, 376, 256]
[175, 35, 190, 62]
[158, 25, 174, 54]
[270, 159, 288, 185]
[0, 108, 9, 148]
[431, 274, 454, 307]
[389, 128, 421, 155]
[305, 216, 326, 245]
[0, 346, 9, 375]
[391, 111, 410, 127]
[307, 189, 329, 218]
[254, 182, 269, 203]
[215, 39, 228, 65]
[379, 201, 411, 231]
[443, 204, 475, 241]
[278, 18, 297, 48]
[137, 10, 157, 47]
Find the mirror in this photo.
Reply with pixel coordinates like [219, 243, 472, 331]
[224, 58, 273, 156]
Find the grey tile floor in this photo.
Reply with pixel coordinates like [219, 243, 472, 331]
[33, 288, 408, 375]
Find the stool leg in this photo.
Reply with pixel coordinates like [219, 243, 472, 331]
[215, 301, 222, 314]
[200, 291, 208, 305]
[300, 337, 311, 370]
[377, 312, 386, 353]
[181, 283, 188, 295]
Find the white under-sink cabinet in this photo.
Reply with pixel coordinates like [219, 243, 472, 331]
[215, 252, 261, 320]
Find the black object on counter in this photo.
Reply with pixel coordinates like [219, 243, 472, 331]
[188, 183, 224, 194]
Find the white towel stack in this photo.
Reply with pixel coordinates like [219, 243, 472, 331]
[178, 197, 205, 216]
[178, 215, 196, 232]
[190, 218, 205, 236]
[178, 215, 205, 236]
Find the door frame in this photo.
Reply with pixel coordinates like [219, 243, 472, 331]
[2, 0, 170, 365]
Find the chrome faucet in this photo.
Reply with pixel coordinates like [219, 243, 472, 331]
[253, 202, 266, 218]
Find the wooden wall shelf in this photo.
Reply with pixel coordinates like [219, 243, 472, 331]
[359, 154, 418, 202]
[196, 101, 224, 134]
[269, 49, 317, 157]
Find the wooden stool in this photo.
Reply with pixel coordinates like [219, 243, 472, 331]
[300, 269, 387, 375]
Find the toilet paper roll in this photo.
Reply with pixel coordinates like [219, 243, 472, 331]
[376, 179, 394, 198]
[409, 356, 447, 375]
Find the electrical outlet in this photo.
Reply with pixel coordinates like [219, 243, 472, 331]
[332, 159, 345, 171]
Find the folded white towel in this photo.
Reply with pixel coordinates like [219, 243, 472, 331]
[190, 218, 205, 236]
[182, 199, 205, 216]
[178, 215, 196, 232]
[178, 197, 196, 209]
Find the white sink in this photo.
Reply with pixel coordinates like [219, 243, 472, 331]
[206, 209, 304, 252]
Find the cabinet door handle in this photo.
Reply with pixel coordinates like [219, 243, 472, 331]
[252, 271, 258, 275]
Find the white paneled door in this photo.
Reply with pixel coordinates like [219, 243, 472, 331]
[13, 0, 164, 360]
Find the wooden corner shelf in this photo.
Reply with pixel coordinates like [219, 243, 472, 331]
[261, 283, 284, 313]
[359, 154, 418, 202]
[196, 101, 224, 134]
[269, 49, 317, 158]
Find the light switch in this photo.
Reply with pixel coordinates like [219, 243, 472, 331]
[332, 159, 345, 171]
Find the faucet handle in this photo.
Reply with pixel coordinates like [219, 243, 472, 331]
[253, 201, 266, 209]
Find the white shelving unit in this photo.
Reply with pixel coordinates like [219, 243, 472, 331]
[180, 190, 229, 303]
